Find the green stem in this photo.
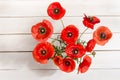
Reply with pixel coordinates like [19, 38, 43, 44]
[60, 19, 65, 28]
[50, 38, 58, 44]
[50, 37, 60, 41]
[79, 28, 88, 39]
[76, 58, 79, 64]
[79, 58, 82, 63]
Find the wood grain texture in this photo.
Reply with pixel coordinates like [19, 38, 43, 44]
[0, 0, 119, 79]
[0, 51, 120, 69]
[0, 17, 119, 34]
[0, 33, 119, 51]
[0, 0, 119, 16]
[0, 69, 120, 80]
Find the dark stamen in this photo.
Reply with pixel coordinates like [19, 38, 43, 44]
[39, 27, 46, 34]
[72, 49, 79, 54]
[65, 61, 70, 66]
[67, 32, 73, 37]
[100, 32, 106, 39]
[40, 50, 46, 55]
[88, 16, 93, 22]
[53, 8, 60, 14]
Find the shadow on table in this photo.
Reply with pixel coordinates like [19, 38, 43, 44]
[26, 54, 57, 77]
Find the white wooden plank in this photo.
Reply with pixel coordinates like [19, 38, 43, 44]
[0, 0, 119, 79]
[0, 0, 119, 16]
[0, 35, 36, 51]
[0, 33, 118, 51]
[0, 51, 120, 69]
[0, 17, 119, 34]
[0, 69, 119, 80]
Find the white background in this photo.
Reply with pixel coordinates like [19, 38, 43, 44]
[0, 0, 120, 80]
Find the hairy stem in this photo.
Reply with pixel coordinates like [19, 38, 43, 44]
[79, 28, 88, 39]
[60, 19, 65, 28]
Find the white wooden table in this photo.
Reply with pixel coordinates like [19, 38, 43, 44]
[0, 0, 120, 80]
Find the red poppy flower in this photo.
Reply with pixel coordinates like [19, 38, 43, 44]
[93, 26, 112, 46]
[78, 55, 92, 73]
[83, 14, 100, 29]
[31, 19, 53, 42]
[86, 39, 96, 52]
[65, 44, 86, 58]
[61, 25, 79, 44]
[33, 42, 54, 64]
[47, 2, 66, 20]
[53, 56, 63, 66]
[59, 58, 76, 73]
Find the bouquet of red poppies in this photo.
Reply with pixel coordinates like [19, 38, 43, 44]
[31, 2, 112, 73]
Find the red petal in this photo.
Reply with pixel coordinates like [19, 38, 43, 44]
[61, 25, 79, 44]
[31, 19, 53, 42]
[92, 16, 100, 24]
[83, 14, 100, 29]
[93, 26, 112, 46]
[86, 39, 96, 52]
[53, 56, 63, 66]
[66, 44, 86, 58]
[78, 55, 92, 73]
[47, 2, 66, 20]
[32, 52, 48, 64]
[59, 58, 76, 73]
[32, 42, 54, 64]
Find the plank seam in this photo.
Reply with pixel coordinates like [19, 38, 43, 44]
[0, 68, 120, 71]
[0, 32, 119, 35]
[0, 50, 119, 53]
[0, 15, 120, 18]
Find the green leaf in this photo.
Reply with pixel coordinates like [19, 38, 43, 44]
[76, 38, 80, 44]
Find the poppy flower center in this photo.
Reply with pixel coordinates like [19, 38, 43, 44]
[53, 8, 60, 14]
[100, 32, 106, 39]
[72, 49, 79, 54]
[55, 57, 60, 62]
[39, 27, 46, 34]
[65, 61, 70, 66]
[67, 32, 73, 38]
[88, 16, 93, 22]
[40, 50, 47, 55]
